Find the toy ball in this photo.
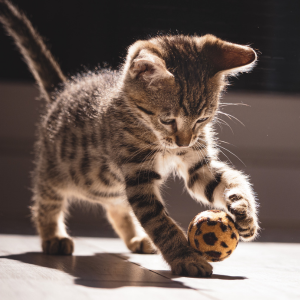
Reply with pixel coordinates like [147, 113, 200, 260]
[188, 210, 239, 262]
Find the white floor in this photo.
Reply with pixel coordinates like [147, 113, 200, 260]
[0, 235, 299, 300]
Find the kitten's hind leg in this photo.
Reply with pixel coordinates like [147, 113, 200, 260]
[106, 206, 156, 254]
[31, 185, 74, 255]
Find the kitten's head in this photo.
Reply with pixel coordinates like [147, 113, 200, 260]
[122, 34, 256, 149]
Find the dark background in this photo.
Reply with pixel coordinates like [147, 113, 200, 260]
[0, 0, 300, 242]
[0, 0, 300, 92]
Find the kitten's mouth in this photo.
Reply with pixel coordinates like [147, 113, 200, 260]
[160, 140, 177, 149]
[166, 145, 178, 150]
[177, 145, 190, 149]
[161, 140, 192, 150]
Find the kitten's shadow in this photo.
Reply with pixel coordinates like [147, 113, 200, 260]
[0, 252, 246, 289]
[157, 270, 247, 280]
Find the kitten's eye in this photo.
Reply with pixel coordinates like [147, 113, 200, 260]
[196, 117, 209, 124]
[160, 119, 176, 125]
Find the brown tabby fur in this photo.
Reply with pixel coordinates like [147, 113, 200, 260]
[0, 0, 259, 277]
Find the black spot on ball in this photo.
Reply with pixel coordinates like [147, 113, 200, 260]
[231, 232, 237, 239]
[207, 220, 218, 226]
[194, 238, 200, 249]
[220, 223, 228, 232]
[221, 241, 228, 248]
[212, 258, 221, 262]
[203, 232, 218, 246]
[197, 218, 207, 229]
[195, 228, 202, 235]
[223, 250, 233, 259]
[207, 217, 218, 226]
[228, 224, 232, 230]
[205, 251, 222, 258]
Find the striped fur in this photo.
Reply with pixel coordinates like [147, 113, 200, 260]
[1, 1, 259, 277]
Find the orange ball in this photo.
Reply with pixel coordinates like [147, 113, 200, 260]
[188, 210, 239, 262]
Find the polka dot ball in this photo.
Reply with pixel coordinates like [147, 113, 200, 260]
[188, 210, 239, 262]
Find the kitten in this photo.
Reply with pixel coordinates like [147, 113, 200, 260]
[0, 0, 259, 277]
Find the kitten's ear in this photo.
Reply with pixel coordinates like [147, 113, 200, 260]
[200, 34, 257, 75]
[127, 45, 174, 85]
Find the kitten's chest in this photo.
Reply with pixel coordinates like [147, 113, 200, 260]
[156, 151, 187, 178]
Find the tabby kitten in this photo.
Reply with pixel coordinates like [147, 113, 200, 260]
[0, 0, 259, 277]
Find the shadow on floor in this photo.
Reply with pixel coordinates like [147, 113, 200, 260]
[0, 252, 246, 289]
[156, 270, 247, 281]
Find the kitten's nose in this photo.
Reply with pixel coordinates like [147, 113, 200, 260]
[175, 133, 192, 147]
[176, 142, 189, 147]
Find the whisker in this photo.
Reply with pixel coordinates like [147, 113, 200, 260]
[213, 119, 224, 131]
[219, 102, 250, 107]
[217, 148, 235, 167]
[218, 111, 245, 127]
[197, 142, 224, 177]
[137, 146, 160, 178]
[218, 139, 235, 146]
[122, 144, 151, 165]
[214, 117, 234, 134]
[218, 144, 246, 167]
[148, 145, 162, 182]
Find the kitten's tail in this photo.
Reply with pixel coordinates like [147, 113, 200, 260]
[0, 0, 66, 102]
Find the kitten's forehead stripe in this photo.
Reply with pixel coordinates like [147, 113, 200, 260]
[136, 104, 155, 115]
[196, 84, 208, 115]
[156, 36, 211, 117]
[181, 103, 189, 116]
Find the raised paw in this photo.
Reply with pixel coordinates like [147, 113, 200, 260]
[42, 237, 74, 255]
[128, 236, 157, 254]
[170, 248, 213, 277]
[226, 193, 259, 241]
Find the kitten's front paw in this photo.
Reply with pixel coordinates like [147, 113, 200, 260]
[128, 236, 157, 254]
[170, 248, 213, 277]
[226, 193, 259, 241]
[42, 237, 74, 255]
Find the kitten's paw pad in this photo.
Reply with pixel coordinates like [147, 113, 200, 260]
[171, 250, 213, 277]
[128, 236, 157, 254]
[42, 237, 74, 255]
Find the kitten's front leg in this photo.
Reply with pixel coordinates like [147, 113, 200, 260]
[123, 166, 212, 277]
[183, 156, 259, 241]
[106, 205, 157, 254]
